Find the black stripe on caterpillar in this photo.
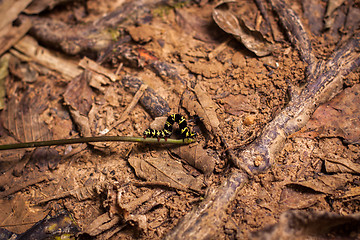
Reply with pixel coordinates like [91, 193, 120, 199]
[143, 114, 196, 139]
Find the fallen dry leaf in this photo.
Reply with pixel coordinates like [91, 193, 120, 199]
[324, 157, 360, 174]
[181, 90, 213, 135]
[294, 84, 360, 144]
[279, 187, 325, 209]
[193, 83, 220, 134]
[286, 174, 352, 195]
[1, 87, 51, 143]
[128, 156, 204, 193]
[169, 144, 215, 175]
[175, 8, 221, 43]
[213, 2, 273, 56]
[0, 194, 48, 234]
[63, 72, 94, 116]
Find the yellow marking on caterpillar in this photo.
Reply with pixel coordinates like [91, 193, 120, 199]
[143, 114, 196, 139]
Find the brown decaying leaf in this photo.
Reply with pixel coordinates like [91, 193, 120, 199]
[324, 157, 360, 174]
[193, 83, 220, 133]
[279, 187, 325, 209]
[181, 90, 212, 135]
[286, 173, 352, 195]
[128, 157, 204, 193]
[175, 8, 222, 43]
[0, 194, 47, 234]
[63, 72, 94, 117]
[1, 88, 51, 143]
[212, 2, 273, 56]
[295, 84, 360, 144]
[169, 144, 215, 175]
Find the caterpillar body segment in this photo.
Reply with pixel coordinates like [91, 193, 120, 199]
[143, 114, 196, 139]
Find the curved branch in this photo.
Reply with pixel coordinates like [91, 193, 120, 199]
[164, 170, 247, 239]
[235, 32, 360, 172]
[270, 0, 315, 66]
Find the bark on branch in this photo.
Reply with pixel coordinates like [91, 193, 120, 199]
[236, 31, 360, 173]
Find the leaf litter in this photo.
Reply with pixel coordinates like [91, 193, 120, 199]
[0, 0, 359, 239]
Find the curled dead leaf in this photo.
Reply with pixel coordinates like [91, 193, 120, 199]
[212, 2, 273, 57]
[169, 144, 215, 175]
[193, 83, 220, 133]
[181, 90, 213, 135]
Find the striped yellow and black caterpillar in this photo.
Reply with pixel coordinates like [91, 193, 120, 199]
[143, 114, 196, 139]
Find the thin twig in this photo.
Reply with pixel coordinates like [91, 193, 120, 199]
[0, 136, 195, 151]
[107, 84, 148, 133]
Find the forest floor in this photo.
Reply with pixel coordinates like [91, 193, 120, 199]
[0, 0, 360, 239]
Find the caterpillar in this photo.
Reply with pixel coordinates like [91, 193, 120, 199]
[143, 114, 196, 139]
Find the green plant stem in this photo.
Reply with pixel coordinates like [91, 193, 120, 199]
[0, 136, 195, 151]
